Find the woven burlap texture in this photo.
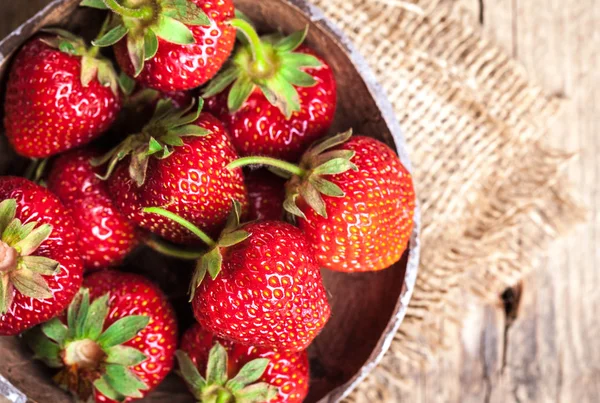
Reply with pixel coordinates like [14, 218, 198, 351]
[309, 0, 586, 400]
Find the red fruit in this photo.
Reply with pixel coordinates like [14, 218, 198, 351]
[98, 100, 248, 244]
[228, 131, 416, 273]
[204, 21, 337, 161]
[189, 219, 330, 352]
[178, 323, 309, 402]
[205, 47, 336, 161]
[47, 149, 139, 270]
[0, 177, 83, 335]
[26, 270, 178, 403]
[101, 0, 236, 91]
[245, 169, 285, 221]
[295, 135, 416, 272]
[4, 34, 121, 158]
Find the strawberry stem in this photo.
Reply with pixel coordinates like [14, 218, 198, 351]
[24, 158, 48, 183]
[229, 19, 271, 78]
[144, 238, 204, 260]
[227, 157, 306, 177]
[0, 241, 17, 273]
[143, 207, 217, 248]
[103, 0, 153, 20]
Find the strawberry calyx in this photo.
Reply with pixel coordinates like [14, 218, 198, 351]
[227, 130, 358, 219]
[0, 199, 60, 314]
[176, 345, 278, 403]
[82, 0, 211, 76]
[203, 19, 323, 118]
[118, 72, 162, 108]
[142, 200, 249, 300]
[40, 26, 120, 95]
[93, 98, 211, 186]
[25, 288, 151, 402]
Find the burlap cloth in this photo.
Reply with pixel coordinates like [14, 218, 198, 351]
[307, 0, 586, 401]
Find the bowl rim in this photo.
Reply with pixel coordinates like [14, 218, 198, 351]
[0, 1, 421, 402]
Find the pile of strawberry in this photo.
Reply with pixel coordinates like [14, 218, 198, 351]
[0, 0, 416, 402]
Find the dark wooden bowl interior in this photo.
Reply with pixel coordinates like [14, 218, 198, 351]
[0, 1, 415, 402]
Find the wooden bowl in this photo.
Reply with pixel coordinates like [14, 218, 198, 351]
[0, 1, 421, 402]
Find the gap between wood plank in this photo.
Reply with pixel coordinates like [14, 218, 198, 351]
[478, 0, 485, 24]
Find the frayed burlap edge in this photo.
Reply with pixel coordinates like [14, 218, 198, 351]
[310, 0, 586, 400]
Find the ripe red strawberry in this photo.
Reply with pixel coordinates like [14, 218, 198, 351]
[0, 177, 83, 335]
[245, 169, 285, 221]
[177, 323, 309, 402]
[26, 270, 178, 403]
[144, 203, 331, 352]
[203, 22, 337, 161]
[96, 99, 248, 245]
[47, 149, 139, 271]
[228, 130, 416, 272]
[87, 0, 236, 91]
[3, 31, 121, 158]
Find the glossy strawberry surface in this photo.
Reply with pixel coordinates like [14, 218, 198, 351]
[114, 0, 236, 92]
[0, 177, 83, 335]
[47, 149, 139, 271]
[245, 169, 285, 221]
[84, 270, 178, 403]
[298, 136, 416, 272]
[108, 113, 249, 244]
[205, 47, 337, 161]
[192, 220, 330, 352]
[4, 38, 121, 158]
[181, 323, 309, 402]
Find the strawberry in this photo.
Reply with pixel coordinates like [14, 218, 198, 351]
[47, 149, 139, 271]
[95, 99, 248, 245]
[176, 323, 309, 402]
[245, 169, 285, 221]
[203, 21, 337, 161]
[0, 177, 83, 335]
[3, 30, 121, 158]
[86, 0, 236, 91]
[26, 270, 178, 403]
[228, 130, 417, 272]
[144, 202, 331, 352]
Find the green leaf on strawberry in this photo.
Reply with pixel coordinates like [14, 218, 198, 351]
[25, 288, 150, 402]
[0, 199, 60, 314]
[142, 200, 250, 300]
[84, 0, 210, 76]
[203, 19, 322, 118]
[40, 27, 120, 95]
[226, 130, 358, 219]
[176, 346, 278, 403]
[93, 98, 211, 186]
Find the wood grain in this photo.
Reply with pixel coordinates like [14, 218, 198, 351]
[1, 0, 598, 402]
[395, 0, 600, 402]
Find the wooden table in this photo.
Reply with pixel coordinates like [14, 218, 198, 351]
[1, 1, 598, 402]
[396, 1, 600, 402]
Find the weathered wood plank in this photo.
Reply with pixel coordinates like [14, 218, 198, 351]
[434, 0, 598, 402]
[493, 0, 600, 402]
[481, 0, 515, 56]
[398, 0, 600, 402]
